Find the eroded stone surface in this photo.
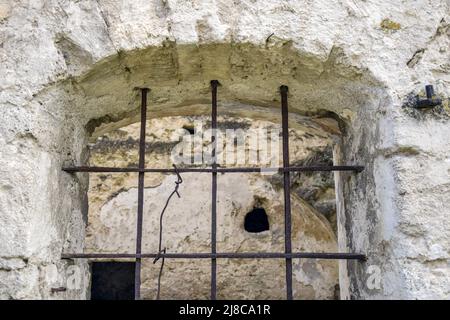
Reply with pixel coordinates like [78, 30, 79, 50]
[0, 0, 448, 300]
[89, 173, 338, 299]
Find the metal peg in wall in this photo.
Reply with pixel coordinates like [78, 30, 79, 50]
[415, 85, 442, 108]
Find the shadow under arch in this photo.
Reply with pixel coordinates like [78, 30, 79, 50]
[61, 42, 385, 135]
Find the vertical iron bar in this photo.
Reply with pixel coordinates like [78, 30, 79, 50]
[280, 85, 293, 300]
[135, 88, 149, 300]
[210, 80, 219, 300]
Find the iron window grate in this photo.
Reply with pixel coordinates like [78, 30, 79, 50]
[62, 81, 366, 300]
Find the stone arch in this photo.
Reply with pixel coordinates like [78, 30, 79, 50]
[70, 42, 381, 130]
[6, 42, 390, 300]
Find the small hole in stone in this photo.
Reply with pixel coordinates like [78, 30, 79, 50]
[244, 208, 270, 233]
[182, 125, 195, 135]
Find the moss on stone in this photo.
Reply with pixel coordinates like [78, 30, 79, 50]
[380, 18, 401, 31]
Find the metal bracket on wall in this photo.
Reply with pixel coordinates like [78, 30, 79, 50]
[414, 85, 442, 108]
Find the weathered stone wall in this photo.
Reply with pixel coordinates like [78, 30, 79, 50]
[86, 115, 339, 299]
[0, 0, 448, 299]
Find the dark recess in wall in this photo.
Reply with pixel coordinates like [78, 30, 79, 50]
[91, 262, 135, 300]
[244, 208, 270, 233]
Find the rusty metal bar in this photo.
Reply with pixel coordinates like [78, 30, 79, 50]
[210, 80, 219, 300]
[62, 252, 366, 260]
[134, 88, 149, 300]
[62, 165, 364, 173]
[280, 85, 293, 300]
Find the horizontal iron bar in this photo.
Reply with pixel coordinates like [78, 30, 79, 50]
[62, 165, 364, 173]
[62, 252, 366, 261]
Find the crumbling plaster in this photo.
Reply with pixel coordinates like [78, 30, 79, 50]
[0, 0, 448, 299]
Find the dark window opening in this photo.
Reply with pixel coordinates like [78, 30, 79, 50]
[91, 262, 135, 300]
[244, 208, 270, 233]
